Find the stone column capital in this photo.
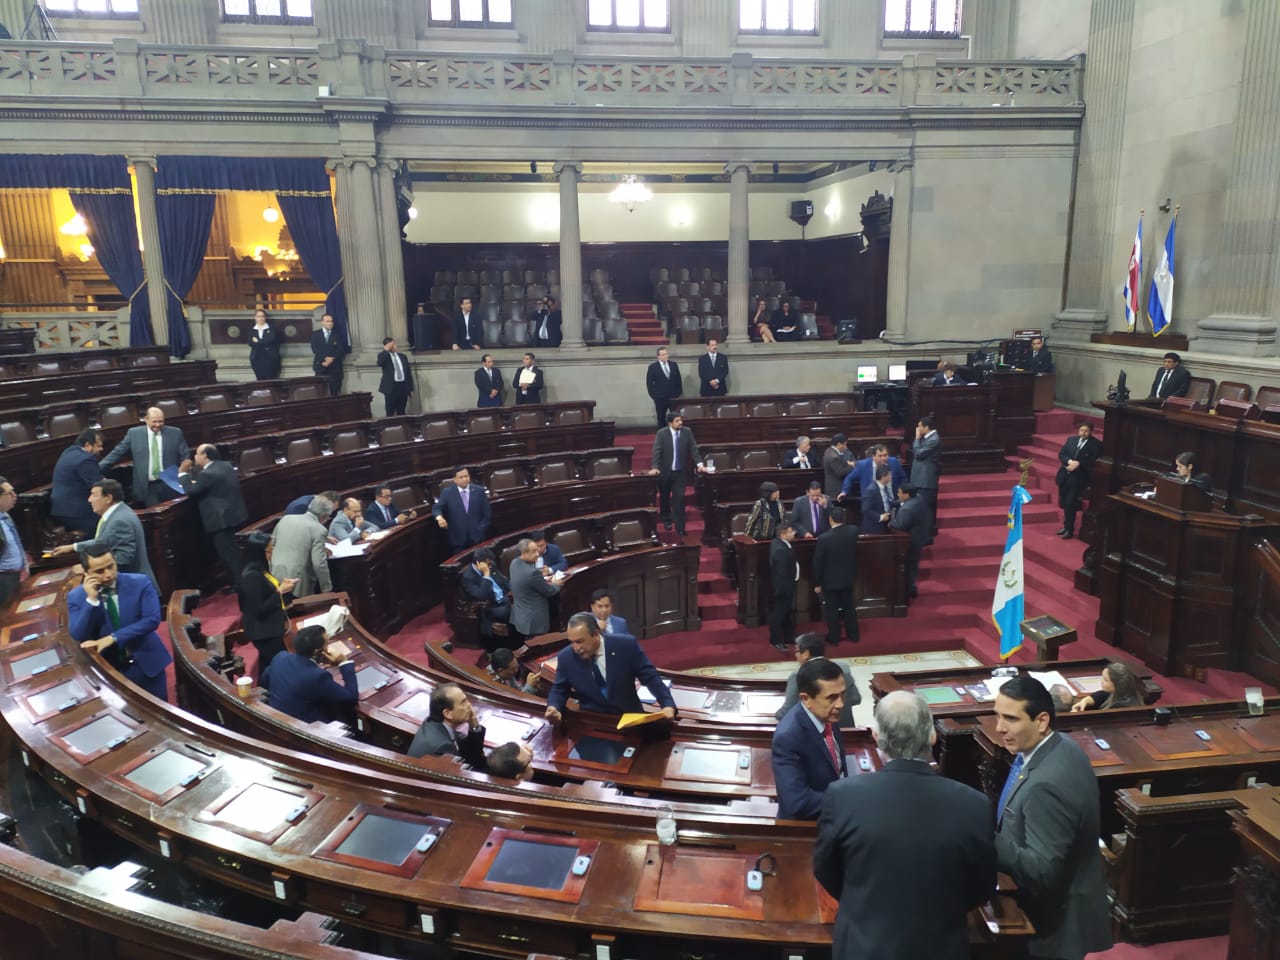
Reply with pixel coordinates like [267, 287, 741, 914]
[126, 156, 158, 173]
[724, 161, 754, 178]
[553, 160, 584, 178]
[327, 156, 377, 173]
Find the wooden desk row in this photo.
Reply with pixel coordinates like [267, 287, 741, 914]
[668, 412, 889, 447]
[0, 358, 218, 405]
[0, 344, 171, 379]
[907, 374, 1037, 471]
[137, 419, 618, 600]
[731, 532, 910, 626]
[670, 393, 860, 421]
[696, 435, 903, 474]
[0, 574, 1034, 959]
[0, 326, 36, 354]
[694, 466, 826, 544]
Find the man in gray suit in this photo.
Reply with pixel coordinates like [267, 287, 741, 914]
[775, 633, 860, 726]
[910, 414, 941, 534]
[406, 683, 488, 770]
[993, 674, 1112, 960]
[328, 497, 379, 543]
[52, 479, 155, 585]
[509, 537, 560, 642]
[100, 407, 190, 507]
[270, 496, 334, 597]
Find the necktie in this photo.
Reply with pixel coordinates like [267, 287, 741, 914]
[823, 724, 840, 771]
[671, 431, 680, 471]
[1158, 370, 1169, 396]
[460, 486, 470, 512]
[393, 354, 403, 381]
[95, 511, 106, 537]
[103, 591, 121, 631]
[662, 362, 669, 377]
[590, 658, 607, 699]
[811, 501, 819, 533]
[325, 331, 330, 344]
[488, 575, 504, 603]
[997, 753, 1026, 821]
[1078, 438, 1085, 453]
[882, 484, 892, 514]
[150, 430, 161, 481]
[487, 368, 493, 382]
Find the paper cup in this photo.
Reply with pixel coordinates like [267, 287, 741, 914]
[235, 676, 253, 699]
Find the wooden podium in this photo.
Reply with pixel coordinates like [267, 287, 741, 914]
[1095, 486, 1280, 675]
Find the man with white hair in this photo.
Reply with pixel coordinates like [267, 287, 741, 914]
[269, 496, 334, 597]
[814, 691, 995, 960]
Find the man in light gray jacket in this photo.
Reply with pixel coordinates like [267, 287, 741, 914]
[509, 537, 559, 642]
[53, 478, 155, 586]
[270, 496, 334, 597]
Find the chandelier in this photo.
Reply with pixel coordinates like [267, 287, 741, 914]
[608, 175, 652, 213]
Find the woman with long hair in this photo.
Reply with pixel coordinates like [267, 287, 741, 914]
[744, 481, 783, 540]
[238, 530, 296, 678]
[1071, 661, 1142, 711]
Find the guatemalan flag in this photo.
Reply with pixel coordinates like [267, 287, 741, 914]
[1148, 215, 1176, 337]
[1122, 214, 1142, 332]
[992, 484, 1033, 660]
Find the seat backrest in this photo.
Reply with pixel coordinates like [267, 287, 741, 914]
[553, 528, 588, 560]
[390, 482, 423, 510]
[290, 382, 325, 402]
[1214, 381, 1251, 406]
[235, 443, 275, 475]
[97, 402, 140, 430]
[379, 423, 412, 445]
[456, 270, 479, 285]
[434, 270, 456, 285]
[284, 437, 320, 463]
[749, 401, 779, 417]
[603, 318, 629, 343]
[589, 454, 626, 477]
[703, 451, 731, 472]
[511, 410, 542, 431]
[483, 318, 504, 346]
[242, 386, 276, 407]
[799, 313, 819, 338]
[556, 408, 587, 425]
[1185, 377, 1214, 406]
[714, 403, 743, 418]
[480, 283, 501, 303]
[503, 283, 524, 302]
[729, 510, 752, 536]
[1257, 385, 1280, 408]
[788, 399, 817, 417]
[820, 398, 854, 415]
[610, 519, 649, 549]
[330, 427, 366, 455]
[500, 543, 521, 572]
[48, 409, 90, 439]
[583, 318, 604, 343]
[537, 461, 575, 485]
[196, 390, 233, 413]
[153, 397, 186, 420]
[422, 418, 454, 440]
[82, 356, 113, 371]
[486, 466, 524, 493]
[503, 321, 530, 346]
[132, 353, 163, 367]
[740, 450, 774, 470]
[678, 315, 701, 332]
[651, 267, 669, 282]
[468, 414, 499, 434]
[0, 418, 37, 446]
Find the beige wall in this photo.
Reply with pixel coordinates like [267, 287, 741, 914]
[1014, 0, 1090, 59]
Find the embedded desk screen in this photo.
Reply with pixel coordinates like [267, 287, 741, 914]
[677, 747, 741, 781]
[10, 648, 60, 680]
[336, 813, 431, 866]
[356, 664, 395, 694]
[569, 735, 628, 766]
[124, 749, 204, 795]
[26, 680, 85, 717]
[487, 838, 577, 891]
[216, 784, 306, 836]
[63, 714, 132, 756]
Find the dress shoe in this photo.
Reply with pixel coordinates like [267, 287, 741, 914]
[663, 521, 673, 531]
[1055, 528, 1067, 536]
[1061, 531, 1074, 540]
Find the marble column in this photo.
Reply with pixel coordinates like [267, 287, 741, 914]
[375, 160, 409, 347]
[1054, 0, 1137, 340]
[554, 161, 584, 348]
[1198, 0, 1280, 356]
[725, 161, 752, 346]
[883, 160, 914, 343]
[329, 157, 388, 351]
[128, 156, 169, 348]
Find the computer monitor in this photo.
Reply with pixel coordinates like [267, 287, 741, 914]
[887, 363, 907, 382]
[856, 365, 878, 384]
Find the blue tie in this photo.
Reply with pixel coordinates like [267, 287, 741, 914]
[488, 575, 504, 603]
[997, 753, 1026, 821]
[590, 660, 607, 700]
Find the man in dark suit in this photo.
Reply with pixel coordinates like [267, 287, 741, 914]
[367, 485, 415, 529]
[248, 308, 282, 380]
[68, 545, 172, 701]
[544, 612, 676, 722]
[99, 406, 190, 506]
[1149, 351, 1191, 399]
[178, 444, 249, 589]
[816, 690, 995, 960]
[474, 354, 504, 407]
[432, 467, 491, 551]
[839, 443, 906, 503]
[51, 428, 103, 534]
[509, 537, 560, 641]
[53, 479, 155, 584]
[513, 352, 544, 404]
[697, 338, 729, 396]
[376, 337, 413, 416]
[645, 346, 683, 427]
[768, 522, 799, 649]
[932, 362, 962, 386]
[309, 313, 348, 396]
[1056, 423, 1101, 539]
[1027, 335, 1054, 373]
[647, 412, 705, 535]
[860, 463, 897, 534]
[994, 675, 1112, 960]
[790, 481, 830, 538]
[771, 658, 847, 820]
[532, 296, 563, 348]
[774, 633, 860, 726]
[260, 624, 357, 723]
[590, 588, 628, 637]
[784, 436, 815, 469]
[452, 295, 483, 351]
[530, 529, 568, 573]
[460, 547, 513, 651]
[407, 682, 489, 769]
[910, 415, 941, 526]
[812, 505, 859, 644]
[890, 484, 930, 598]
[822, 434, 854, 499]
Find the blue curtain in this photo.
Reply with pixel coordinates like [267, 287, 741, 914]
[70, 192, 153, 346]
[157, 157, 348, 347]
[154, 191, 213, 358]
[0, 154, 129, 190]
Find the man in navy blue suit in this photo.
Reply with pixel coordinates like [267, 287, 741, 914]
[544, 613, 676, 723]
[839, 443, 906, 503]
[432, 467, 491, 551]
[530, 528, 568, 573]
[771, 658, 848, 820]
[68, 545, 172, 702]
[590, 588, 628, 636]
[860, 463, 898, 534]
[260, 624, 358, 723]
[50, 428, 103, 534]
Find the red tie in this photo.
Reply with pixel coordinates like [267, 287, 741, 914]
[823, 724, 840, 771]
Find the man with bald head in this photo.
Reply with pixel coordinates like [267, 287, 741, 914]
[100, 406, 190, 506]
[815, 691, 995, 960]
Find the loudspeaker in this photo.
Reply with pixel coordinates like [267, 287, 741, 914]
[790, 200, 813, 218]
[837, 319, 858, 343]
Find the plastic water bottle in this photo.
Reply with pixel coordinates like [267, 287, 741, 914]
[655, 804, 677, 846]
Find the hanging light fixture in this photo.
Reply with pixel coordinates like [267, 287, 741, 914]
[608, 174, 652, 213]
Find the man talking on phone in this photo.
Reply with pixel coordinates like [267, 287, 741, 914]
[68, 544, 172, 701]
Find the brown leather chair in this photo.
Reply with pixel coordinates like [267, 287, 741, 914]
[536, 461, 575, 486]
[788, 399, 818, 417]
[242, 387, 276, 407]
[749, 401, 779, 417]
[235, 443, 276, 475]
[553, 528, 589, 563]
[153, 398, 186, 420]
[330, 428, 367, 455]
[378, 423, 412, 445]
[421, 419, 454, 440]
[714, 403, 743, 419]
[284, 437, 320, 463]
[485, 467, 524, 493]
[47, 409, 91, 439]
[740, 450, 774, 470]
[1185, 377, 1215, 407]
[1255, 385, 1280, 408]
[556, 409, 587, 425]
[196, 390, 234, 413]
[1213, 381, 1251, 407]
[97, 402, 141, 430]
[467, 415, 500, 434]
[820, 398, 855, 415]
[588, 454, 626, 477]
[609, 519, 650, 550]
[511, 411, 542, 431]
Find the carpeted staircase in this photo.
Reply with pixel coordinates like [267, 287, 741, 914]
[620, 303, 667, 346]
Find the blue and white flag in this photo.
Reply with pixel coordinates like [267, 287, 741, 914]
[992, 484, 1033, 660]
[1148, 215, 1176, 337]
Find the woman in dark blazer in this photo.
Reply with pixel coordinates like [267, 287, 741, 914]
[248, 307, 282, 380]
[238, 531, 296, 677]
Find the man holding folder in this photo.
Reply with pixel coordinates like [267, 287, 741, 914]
[544, 612, 676, 723]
